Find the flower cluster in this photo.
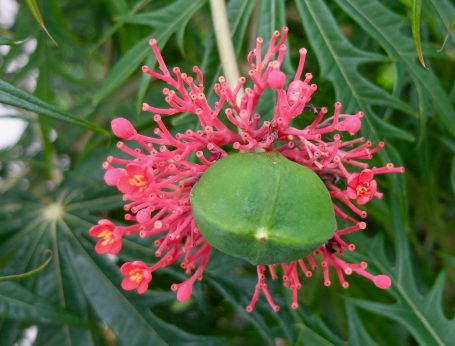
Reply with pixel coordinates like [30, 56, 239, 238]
[89, 27, 404, 312]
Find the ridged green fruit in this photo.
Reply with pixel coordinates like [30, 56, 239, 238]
[190, 152, 336, 264]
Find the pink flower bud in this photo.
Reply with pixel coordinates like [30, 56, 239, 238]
[103, 168, 124, 186]
[111, 117, 137, 140]
[136, 208, 151, 223]
[268, 70, 286, 90]
[176, 282, 193, 302]
[336, 116, 362, 135]
[373, 275, 391, 289]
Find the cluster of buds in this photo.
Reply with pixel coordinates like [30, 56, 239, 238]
[89, 27, 404, 312]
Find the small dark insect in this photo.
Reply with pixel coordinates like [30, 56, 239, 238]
[303, 104, 322, 114]
[325, 239, 339, 254]
[319, 173, 340, 185]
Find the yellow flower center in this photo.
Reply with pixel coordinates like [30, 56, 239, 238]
[99, 229, 114, 246]
[128, 175, 147, 191]
[129, 269, 143, 283]
[356, 183, 370, 197]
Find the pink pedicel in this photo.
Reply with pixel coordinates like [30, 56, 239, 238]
[89, 27, 404, 312]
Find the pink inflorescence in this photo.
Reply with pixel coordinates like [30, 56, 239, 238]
[89, 27, 404, 312]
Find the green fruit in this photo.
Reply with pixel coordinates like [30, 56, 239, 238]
[190, 152, 336, 264]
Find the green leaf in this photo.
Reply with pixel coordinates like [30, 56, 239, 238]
[292, 306, 345, 346]
[205, 274, 275, 345]
[0, 282, 82, 325]
[295, 0, 415, 143]
[346, 204, 455, 346]
[61, 228, 167, 346]
[25, 0, 57, 45]
[228, 0, 255, 53]
[0, 320, 20, 346]
[93, 0, 207, 105]
[451, 156, 455, 194]
[438, 18, 455, 51]
[428, 0, 455, 50]
[345, 302, 378, 346]
[438, 252, 455, 267]
[0, 80, 109, 135]
[0, 37, 28, 46]
[333, 0, 455, 136]
[33, 324, 94, 346]
[411, 0, 426, 68]
[135, 52, 154, 113]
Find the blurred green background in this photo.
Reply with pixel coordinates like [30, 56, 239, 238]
[0, 0, 454, 345]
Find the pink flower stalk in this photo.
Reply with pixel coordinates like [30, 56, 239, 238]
[89, 27, 404, 312]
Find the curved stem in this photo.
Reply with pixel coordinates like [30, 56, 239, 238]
[0, 250, 53, 281]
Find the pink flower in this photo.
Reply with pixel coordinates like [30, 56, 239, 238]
[347, 169, 378, 205]
[88, 219, 123, 254]
[120, 261, 152, 294]
[116, 164, 151, 194]
[90, 28, 405, 313]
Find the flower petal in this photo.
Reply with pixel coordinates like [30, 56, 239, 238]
[121, 278, 137, 291]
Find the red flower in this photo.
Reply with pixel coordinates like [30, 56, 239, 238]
[120, 261, 152, 294]
[347, 169, 378, 205]
[117, 164, 151, 194]
[88, 219, 123, 254]
[90, 28, 405, 312]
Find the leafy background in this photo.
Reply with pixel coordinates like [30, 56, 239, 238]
[0, 0, 454, 345]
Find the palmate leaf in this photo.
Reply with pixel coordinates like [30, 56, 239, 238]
[61, 222, 167, 346]
[204, 253, 346, 345]
[93, 0, 207, 105]
[0, 180, 220, 345]
[118, 236, 276, 344]
[295, 0, 415, 143]
[345, 204, 455, 346]
[0, 197, 101, 345]
[334, 0, 455, 137]
[345, 302, 378, 346]
[0, 282, 82, 325]
[205, 275, 275, 345]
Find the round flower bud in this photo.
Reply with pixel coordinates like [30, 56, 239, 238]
[111, 117, 137, 140]
[268, 70, 286, 90]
